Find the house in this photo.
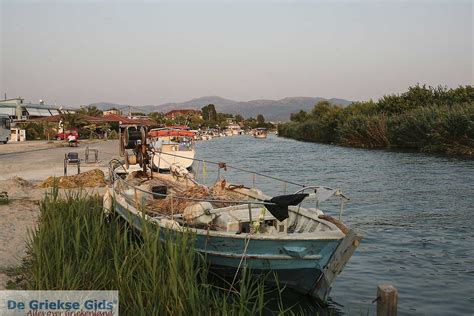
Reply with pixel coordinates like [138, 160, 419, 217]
[164, 109, 202, 120]
[102, 114, 157, 127]
[103, 108, 122, 116]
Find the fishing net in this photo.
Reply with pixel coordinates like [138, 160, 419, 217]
[144, 179, 247, 216]
[38, 169, 106, 188]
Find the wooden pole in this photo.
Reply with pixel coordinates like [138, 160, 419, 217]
[377, 284, 398, 316]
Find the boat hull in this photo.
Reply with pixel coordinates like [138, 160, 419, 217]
[110, 190, 361, 303]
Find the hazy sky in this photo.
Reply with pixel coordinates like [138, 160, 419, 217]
[1, 0, 472, 107]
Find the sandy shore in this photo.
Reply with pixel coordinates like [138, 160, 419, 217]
[0, 140, 120, 289]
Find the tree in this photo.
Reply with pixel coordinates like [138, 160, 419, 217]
[149, 112, 165, 124]
[256, 114, 265, 126]
[235, 114, 244, 123]
[201, 104, 217, 121]
[42, 121, 56, 142]
[188, 115, 204, 129]
[61, 113, 86, 130]
[79, 105, 103, 117]
[243, 117, 257, 129]
[311, 100, 333, 118]
[290, 110, 308, 122]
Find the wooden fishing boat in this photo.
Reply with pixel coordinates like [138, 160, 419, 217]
[110, 126, 361, 303]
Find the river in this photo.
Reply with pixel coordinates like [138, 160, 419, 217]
[194, 134, 474, 315]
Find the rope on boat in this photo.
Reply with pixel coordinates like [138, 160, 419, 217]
[228, 233, 252, 294]
[154, 151, 307, 188]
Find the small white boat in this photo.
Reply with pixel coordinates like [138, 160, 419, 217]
[148, 128, 196, 170]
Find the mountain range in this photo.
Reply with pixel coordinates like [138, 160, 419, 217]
[90, 96, 352, 121]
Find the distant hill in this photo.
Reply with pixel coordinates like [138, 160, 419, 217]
[90, 96, 352, 121]
[89, 102, 131, 112]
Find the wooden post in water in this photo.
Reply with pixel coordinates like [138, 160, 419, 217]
[377, 284, 398, 316]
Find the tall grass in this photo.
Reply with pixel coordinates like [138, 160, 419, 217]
[17, 190, 294, 315]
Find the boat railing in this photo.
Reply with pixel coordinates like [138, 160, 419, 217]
[108, 157, 349, 221]
[109, 159, 277, 207]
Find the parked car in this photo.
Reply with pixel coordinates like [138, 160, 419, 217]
[55, 130, 79, 141]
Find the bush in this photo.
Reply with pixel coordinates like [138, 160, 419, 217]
[18, 122, 45, 140]
[278, 85, 474, 156]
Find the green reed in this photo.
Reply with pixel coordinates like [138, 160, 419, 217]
[18, 189, 292, 315]
[278, 84, 473, 156]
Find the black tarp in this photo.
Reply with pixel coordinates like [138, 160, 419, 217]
[264, 193, 309, 221]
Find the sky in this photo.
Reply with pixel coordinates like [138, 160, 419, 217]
[0, 0, 472, 107]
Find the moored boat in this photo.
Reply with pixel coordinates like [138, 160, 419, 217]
[254, 128, 268, 139]
[108, 126, 362, 303]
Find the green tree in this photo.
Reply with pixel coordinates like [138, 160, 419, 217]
[244, 117, 257, 129]
[42, 122, 56, 142]
[149, 112, 165, 124]
[290, 110, 308, 122]
[188, 115, 205, 129]
[61, 113, 86, 130]
[235, 114, 244, 123]
[256, 114, 265, 126]
[79, 105, 103, 117]
[201, 104, 217, 121]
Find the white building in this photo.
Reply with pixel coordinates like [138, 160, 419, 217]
[0, 97, 76, 121]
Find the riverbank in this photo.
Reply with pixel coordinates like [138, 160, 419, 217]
[278, 85, 473, 157]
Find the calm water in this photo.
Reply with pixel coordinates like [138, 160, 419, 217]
[194, 134, 474, 315]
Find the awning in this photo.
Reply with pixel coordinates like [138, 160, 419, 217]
[0, 106, 15, 116]
[148, 129, 196, 138]
[26, 107, 52, 117]
[49, 109, 61, 115]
